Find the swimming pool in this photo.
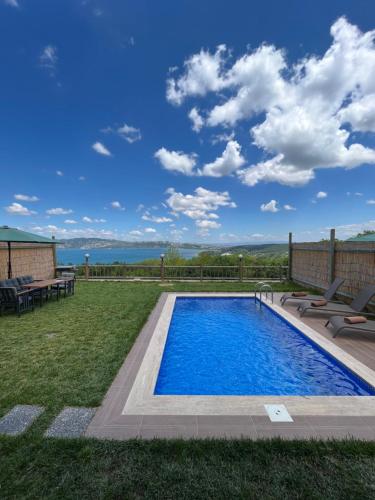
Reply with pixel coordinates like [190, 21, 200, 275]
[154, 297, 375, 396]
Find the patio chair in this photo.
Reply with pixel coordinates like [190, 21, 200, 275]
[298, 284, 375, 317]
[0, 287, 34, 317]
[326, 315, 375, 338]
[280, 277, 344, 306]
[17, 275, 34, 286]
[0, 278, 23, 291]
[51, 272, 75, 297]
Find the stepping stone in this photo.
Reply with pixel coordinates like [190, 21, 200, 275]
[0, 405, 44, 436]
[45, 407, 96, 438]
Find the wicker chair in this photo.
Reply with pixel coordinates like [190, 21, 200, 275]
[0, 286, 34, 317]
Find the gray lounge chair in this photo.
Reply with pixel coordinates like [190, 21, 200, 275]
[280, 277, 344, 306]
[298, 284, 375, 317]
[325, 315, 375, 338]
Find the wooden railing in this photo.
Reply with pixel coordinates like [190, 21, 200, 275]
[73, 264, 288, 282]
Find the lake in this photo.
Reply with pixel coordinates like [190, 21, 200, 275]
[57, 247, 202, 265]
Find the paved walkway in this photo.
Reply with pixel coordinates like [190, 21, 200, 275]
[0, 406, 95, 438]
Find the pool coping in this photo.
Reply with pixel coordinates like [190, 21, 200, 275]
[85, 293, 375, 440]
[123, 293, 375, 416]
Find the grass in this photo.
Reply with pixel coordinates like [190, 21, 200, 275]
[1, 280, 375, 499]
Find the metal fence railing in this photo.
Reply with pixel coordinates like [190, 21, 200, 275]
[73, 264, 288, 282]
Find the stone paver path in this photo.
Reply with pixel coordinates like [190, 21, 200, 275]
[0, 405, 44, 436]
[45, 407, 96, 438]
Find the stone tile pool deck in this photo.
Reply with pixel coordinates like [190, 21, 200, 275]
[86, 293, 375, 440]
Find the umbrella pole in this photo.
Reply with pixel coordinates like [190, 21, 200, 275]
[7, 241, 12, 279]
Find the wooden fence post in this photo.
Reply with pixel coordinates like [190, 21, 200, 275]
[328, 228, 336, 284]
[85, 253, 90, 281]
[288, 232, 293, 281]
[200, 264, 203, 282]
[239, 254, 243, 282]
[160, 254, 165, 281]
[51, 235, 57, 278]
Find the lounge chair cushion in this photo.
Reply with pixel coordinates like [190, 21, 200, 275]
[311, 300, 327, 307]
[344, 316, 367, 324]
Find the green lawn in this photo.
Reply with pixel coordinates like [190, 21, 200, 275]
[1, 281, 375, 499]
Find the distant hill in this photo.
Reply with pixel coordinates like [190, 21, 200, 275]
[59, 237, 207, 250]
[218, 243, 288, 257]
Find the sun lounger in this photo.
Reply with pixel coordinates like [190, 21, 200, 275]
[280, 277, 344, 306]
[326, 315, 375, 338]
[298, 284, 375, 317]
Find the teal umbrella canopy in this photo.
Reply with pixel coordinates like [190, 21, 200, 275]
[0, 226, 61, 278]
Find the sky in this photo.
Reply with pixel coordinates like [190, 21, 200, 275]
[1, 0, 375, 244]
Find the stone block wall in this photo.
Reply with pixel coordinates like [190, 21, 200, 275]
[0, 243, 55, 280]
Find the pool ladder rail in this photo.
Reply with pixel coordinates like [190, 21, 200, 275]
[254, 282, 274, 305]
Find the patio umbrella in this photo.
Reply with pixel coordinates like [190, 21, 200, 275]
[0, 226, 61, 279]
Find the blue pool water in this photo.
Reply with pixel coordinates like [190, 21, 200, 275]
[154, 298, 375, 396]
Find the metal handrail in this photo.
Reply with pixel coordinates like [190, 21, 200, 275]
[254, 282, 274, 305]
[254, 281, 265, 301]
[260, 283, 274, 304]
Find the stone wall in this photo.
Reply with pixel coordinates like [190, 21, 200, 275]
[0, 243, 55, 280]
[291, 241, 375, 297]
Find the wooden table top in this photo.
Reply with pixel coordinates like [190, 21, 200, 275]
[23, 277, 73, 289]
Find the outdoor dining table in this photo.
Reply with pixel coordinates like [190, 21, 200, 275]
[23, 277, 74, 306]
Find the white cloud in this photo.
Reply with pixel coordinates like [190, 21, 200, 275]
[117, 123, 142, 143]
[200, 140, 245, 177]
[4, 0, 19, 7]
[129, 230, 142, 237]
[46, 207, 73, 215]
[102, 123, 141, 143]
[79, 176, 86, 181]
[82, 216, 106, 223]
[144, 227, 156, 233]
[136, 203, 145, 212]
[196, 219, 221, 229]
[211, 131, 235, 145]
[238, 155, 315, 187]
[141, 211, 173, 223]
[167, 18, 375, 187]
[166, 187, 236, 224]
[284, 204, 296, 211]
[64, 219, 77, 224]
[339, 94, 375, 133]
[154, 147, 197, 175]
[188, 107, 204, 132]
[260, 200, 279, 212]
[92, 142, 112, 156]
[367, 199, 375, 205]
[5, 203, 36, 216]
[30, 225, 120, 240]
[56, 170, 64, 176]
[166, 44, 227, 105]
[207, 46, 287, 127]
[39, 45, 58, 76]
[332, 220, 375, 239]
[14, 194, 39, 202]
[111, 201, 125, 211]
[316, 191, 328, 199]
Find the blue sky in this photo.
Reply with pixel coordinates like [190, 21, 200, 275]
[1, 0, 375, 243]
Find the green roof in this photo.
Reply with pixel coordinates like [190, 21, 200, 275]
[0, 226, 61, 244]
[347, 233, 375, 242]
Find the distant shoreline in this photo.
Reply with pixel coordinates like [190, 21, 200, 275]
[57, 246, 202, 265]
